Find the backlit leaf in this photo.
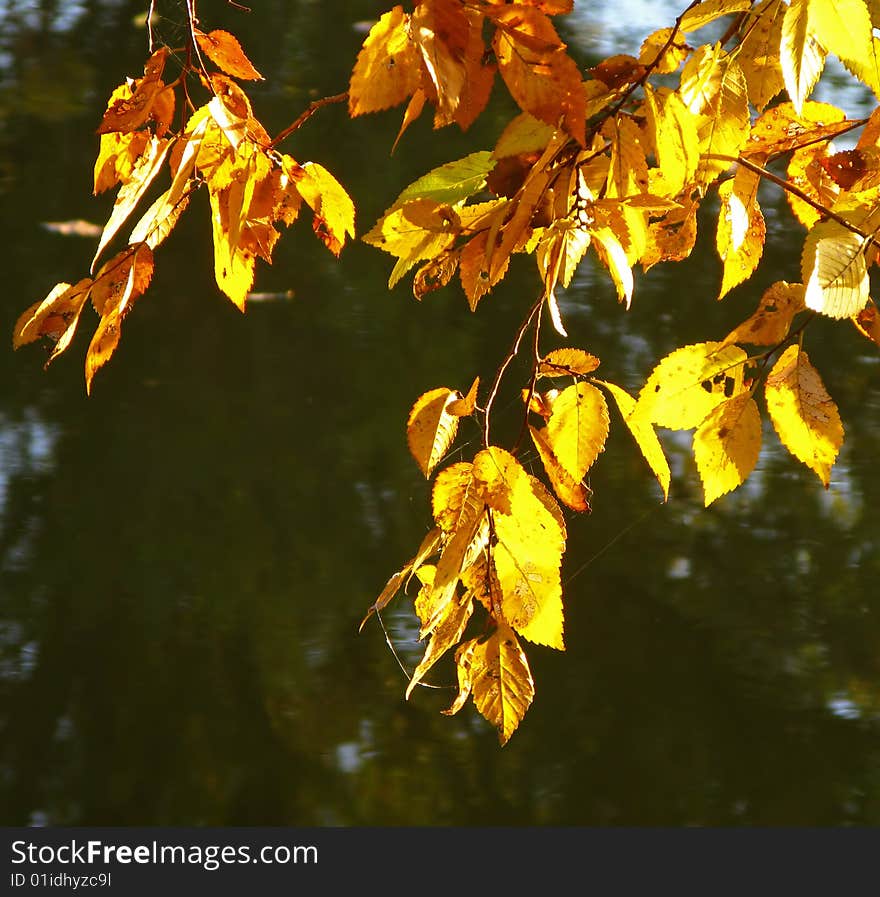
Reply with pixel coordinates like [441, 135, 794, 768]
[596, 380, 671, 501]
[529, 424, 592, 511]
[397, 152, 496, 205]
[780, 0, 828, 113]
[13, 279, 92, 357]
[643, 85, 699, 196]
[406, 589, 473, 699]
[765, 344, 843, 486]
[716, 169, 765, 299]
[411, 0, 470, 121]
[538, 348, 601, 378]
[722, 281, 806, 346]
[802, 217, 871, 319]
[407, 387, 461, 477]
[853, 299, 880, 346]
[195, 28, 264, 80]
[349, 6, 422, 116]
[635, 342, 748, 429]
[737, 0, 786, 111]
[545, 381, 609, 482]
[443, 625, 535, 745]
[295, 162, 356, 257]
[693, 393, 762, 506]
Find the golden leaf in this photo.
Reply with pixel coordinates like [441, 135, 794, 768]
[195, 28, 264, 80]
[802, 217, 871, 319]
[737, 0, 787, 111]
[538, 348, 601, 378]
[13, 279, 93, 362]
[360, 528, 442, 631]
[406, 589, 473, 699]
[545, 381, 609, 482]
[744, 100, 851, 158]
[693, 393, 762, 506]
[442, 625, 535, 746]
[410, 0, 470, 121]
[722, 281, 806, 346]
[91, 135, 171, 273]
[85, 245, 154, 394]
[448, 376, 480, 416]
[780, 0, 828, 113]
[602, 116, 649, 199]
[596, 380, 671, 501]
[590, 226, 633, 306]
[716, 170, 766, 299]
[349, 6, 421, 116]
[488, 5, 586, 144]
[406, 387, 461, 478]
[680, 44, 749, 186]
[93, 125, 150, 195]
[528, 424, 592, 512]
[493, 112, 556, 159]
[638, 28, 690, 75]
[490, 469, 566, 649]
[96, 48, 169, 134]
[679, 0, 752, 33]
[765, 344, 843, 486]
[635, 341, 748, 429]
[643, 85, 699, 196]
[641, 193, 699, 272]
[295, 162, 356, 257]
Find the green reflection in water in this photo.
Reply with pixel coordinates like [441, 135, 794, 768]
[0, 1, 879, 826]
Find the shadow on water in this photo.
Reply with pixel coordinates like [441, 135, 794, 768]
[0, 1, 879, 825]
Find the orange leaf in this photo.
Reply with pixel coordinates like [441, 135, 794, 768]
[195, 29, 264, 80]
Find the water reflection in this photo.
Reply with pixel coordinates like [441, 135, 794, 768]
[0, 1, 879, 826]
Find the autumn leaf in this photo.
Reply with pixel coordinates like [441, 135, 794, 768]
[407, 387, 461, 478]
[528, 423, 592, 512]
[738, 0, 786, 111]
[195, 29, 264, 80]
[765, 345, 843, 486]
[538, 348, 601, 378]
[802, 216, 872, 319]
[693, 393, 762, 506]
[596, 380, 671, 501]
[635, 342, 748, 429]
[716, 169, 765, 299]
[13, 278, 93, 363]
[780, 0, 828, 113]
[349, 6, 421, 116]
[443, 624, 535, 745]
[643, 84, 699, 196]
[543, 381, 609, 483]
[722, 281, 806, 346]
[295, 162, 356, 257]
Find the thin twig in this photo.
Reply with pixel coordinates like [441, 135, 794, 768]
[483, 295, 544, 448]
[269, 92, 350, 149]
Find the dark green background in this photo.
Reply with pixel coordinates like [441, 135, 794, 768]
[1, 0, 878, 825]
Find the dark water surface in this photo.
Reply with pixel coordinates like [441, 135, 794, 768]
[1, 1, 879, 826]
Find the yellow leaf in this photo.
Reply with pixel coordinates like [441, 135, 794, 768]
[737, 0, 786, 110]
[641, 193, 699, 271]
[802, 217, 871, 319]
[635, 341, 748, 429]
[363, 199, 460, 288]
[807, 0, 873, 76]
[406, 590, 473, 699]
[680, 44, 749, 186]
[410, 0, 470, 121]
[780, 0, 828, 113]
[764, 344, 843, 486]
[679, 0, 752, 33]
[639, 28, 690, 75]
[295, 162, 356, 257]
[716, 170, 766, 299]
[744, 100, 851, 158]
[195, 28, 264, 80]
[528, 424, 592, 512]
[590, 226, 633, 307]
[602, 116, 649, 199]
[693, 394, 762, 506]
[349, 7, 424, 116]
[91, 135, 172, 272]
[596, 380, 671, 501]
[360, 527, 442, 631]
[545, 381, 609, 482]
[491, 469, 566, 649]
[406, 387, 461, 477]
[722, 281, 806, 346]
[538, 348, 601, 378]
[493, 112, 556, 159]
[442, 625, 535, 746]
[127, 184, 191, 250]
[643, 85, 699, 196]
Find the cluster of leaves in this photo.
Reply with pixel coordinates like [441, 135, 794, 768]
[13, 27, 354, 392]
[12, 1, 880, 743]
